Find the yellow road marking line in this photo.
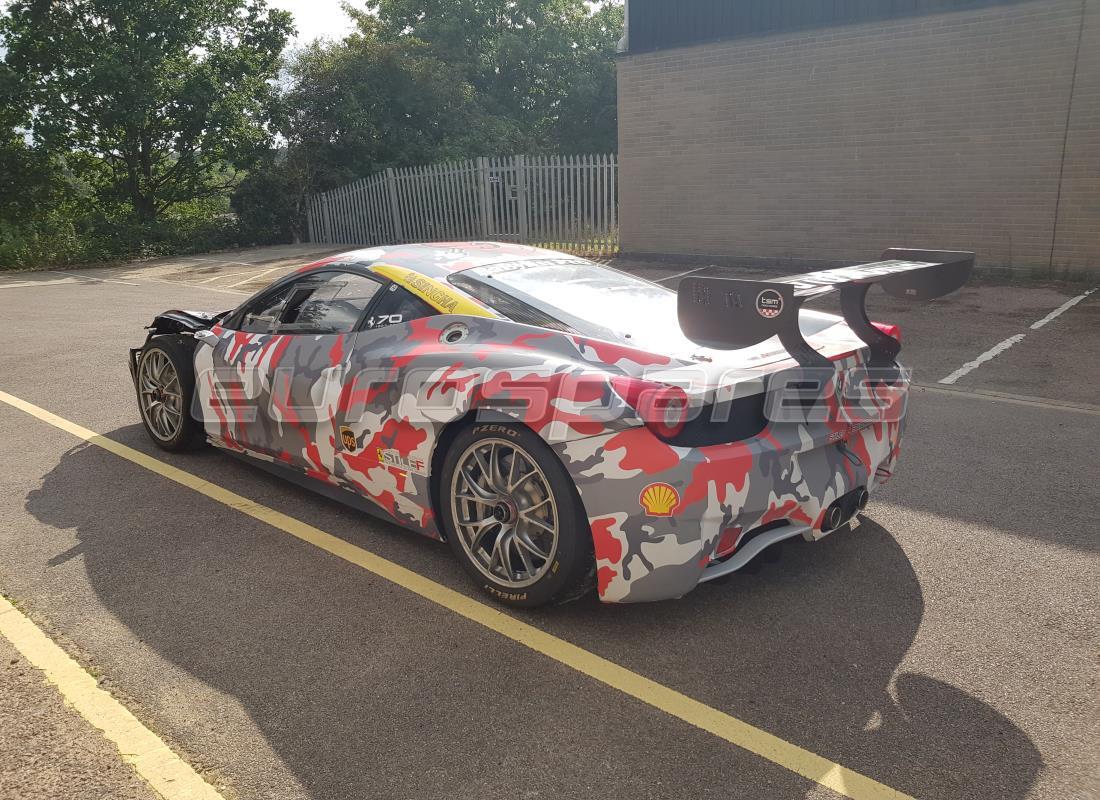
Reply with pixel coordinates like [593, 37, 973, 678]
[0, 595, 225, 800]
[0, 389, 914, 800]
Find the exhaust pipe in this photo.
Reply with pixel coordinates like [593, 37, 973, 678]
[822, 486, 869, 532]
[823, 504, 845, 532]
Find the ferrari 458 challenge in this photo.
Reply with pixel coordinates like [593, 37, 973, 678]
[130, 242, 972, 606]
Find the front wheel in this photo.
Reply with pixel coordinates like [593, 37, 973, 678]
[135, 337, 205, 452]
[440, 422, 594, 608]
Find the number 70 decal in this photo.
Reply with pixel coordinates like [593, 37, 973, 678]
[364, 313, 403, 329]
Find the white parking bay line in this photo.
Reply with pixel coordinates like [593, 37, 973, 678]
[939, 286, 1098, 385]
[916, 383, 1100, 415]
[225, 267, 283, 288]
[47, 270, 138, 286]
[0, 280, 58, 290]
[174, 256, 256, 267]
[1030, 287, 1097, 329]
[939, 333, 1028, 385]
[0, 273, 137, 289]
[651, 267, 704, 283]
[140, 276, 250, 297]
[197, 273, 243, 284]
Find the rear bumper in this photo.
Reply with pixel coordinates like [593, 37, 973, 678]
[556, 386, 906, 603]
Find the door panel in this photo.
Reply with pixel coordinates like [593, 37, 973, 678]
[327, 287, 439, 528]
[196, 329, 349, 477]
[197, 271, 381, 481]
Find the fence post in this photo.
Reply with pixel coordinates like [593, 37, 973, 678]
[609, 153, 617, 241]
[477, 157, 491, 239]
[385, 167, 403, 243]
[514, 154, 529, 243]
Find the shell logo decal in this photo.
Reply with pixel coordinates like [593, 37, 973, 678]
[639, 482, 680, 516]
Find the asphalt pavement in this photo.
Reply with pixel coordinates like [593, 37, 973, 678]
[0, 637, 159, 800]
[0, 246, 1096, 800]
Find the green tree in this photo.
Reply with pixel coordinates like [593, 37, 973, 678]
[234, 16, 501, 243]
[2, 0, 293, 222]
[234, 1, 623, 242]
[0, 60, 61, 223]
[370, 0, 623, 153]
[286, 19, 495, 184]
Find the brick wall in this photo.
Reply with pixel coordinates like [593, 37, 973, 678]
[617, 0, 1099, 275]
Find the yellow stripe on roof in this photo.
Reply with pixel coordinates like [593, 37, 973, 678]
[370, 263, 496, 317]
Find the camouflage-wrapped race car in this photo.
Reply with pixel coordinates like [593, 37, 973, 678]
[130, 242, 972, 606]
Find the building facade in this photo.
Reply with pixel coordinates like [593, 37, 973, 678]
[616, 0, 1098, 275]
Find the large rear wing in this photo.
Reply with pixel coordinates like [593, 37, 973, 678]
[677, 248, 974, 367]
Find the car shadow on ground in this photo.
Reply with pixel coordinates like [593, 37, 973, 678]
[877, 391, 1099, 555]
[540, 528, 1045, 799]
[24, 433, 1041, 800]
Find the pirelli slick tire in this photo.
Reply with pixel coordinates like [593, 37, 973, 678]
[440, 421, 595, 608]
[136, 336, 206, 452]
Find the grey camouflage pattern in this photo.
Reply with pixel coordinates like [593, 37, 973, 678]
[182, 245, 909, 603]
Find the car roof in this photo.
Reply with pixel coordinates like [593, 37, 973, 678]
[306, 241, 583, 281]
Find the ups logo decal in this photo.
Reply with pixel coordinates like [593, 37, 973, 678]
[340, 426, 357, 451]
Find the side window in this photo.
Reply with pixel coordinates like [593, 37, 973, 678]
[275, 273, 383, 334]
[446, 272, 575, 332]
[239, 284, 295, 333]
[362, 284, 437, 330]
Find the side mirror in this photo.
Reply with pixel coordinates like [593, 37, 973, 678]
[194, 329, 220, 348]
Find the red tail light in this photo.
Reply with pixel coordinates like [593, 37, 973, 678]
[871, 321, 902, 344]
[610, 376, 689, 439]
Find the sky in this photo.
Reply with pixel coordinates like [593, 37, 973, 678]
[271, 0, 358, 45]
[0, 1, 619, 53]
[0, 0, 355, 47]
[270, 0, 619, 45]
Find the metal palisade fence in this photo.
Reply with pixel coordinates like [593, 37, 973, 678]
[307, 154, 619, 257]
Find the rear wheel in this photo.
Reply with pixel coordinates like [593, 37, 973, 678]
[136, 337, 205, 451]
[440, 422, 594, 608]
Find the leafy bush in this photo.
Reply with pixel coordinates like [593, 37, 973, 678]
[0, 0, 624, 269]
[0, 202, 242, 270]
[232, 161, 302, 247]
[0, 217, 82, 269]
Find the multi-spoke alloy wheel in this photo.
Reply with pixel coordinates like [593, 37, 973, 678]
[441, 422, 594, 607]
[135, 338, 204, 452]
[450, 438, 559, 588]
[139, 348, 184, 441]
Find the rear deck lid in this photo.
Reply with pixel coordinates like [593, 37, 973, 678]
[448, 258, 862, 369]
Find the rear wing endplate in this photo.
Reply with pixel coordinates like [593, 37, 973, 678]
[677, 248, 974, 367]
